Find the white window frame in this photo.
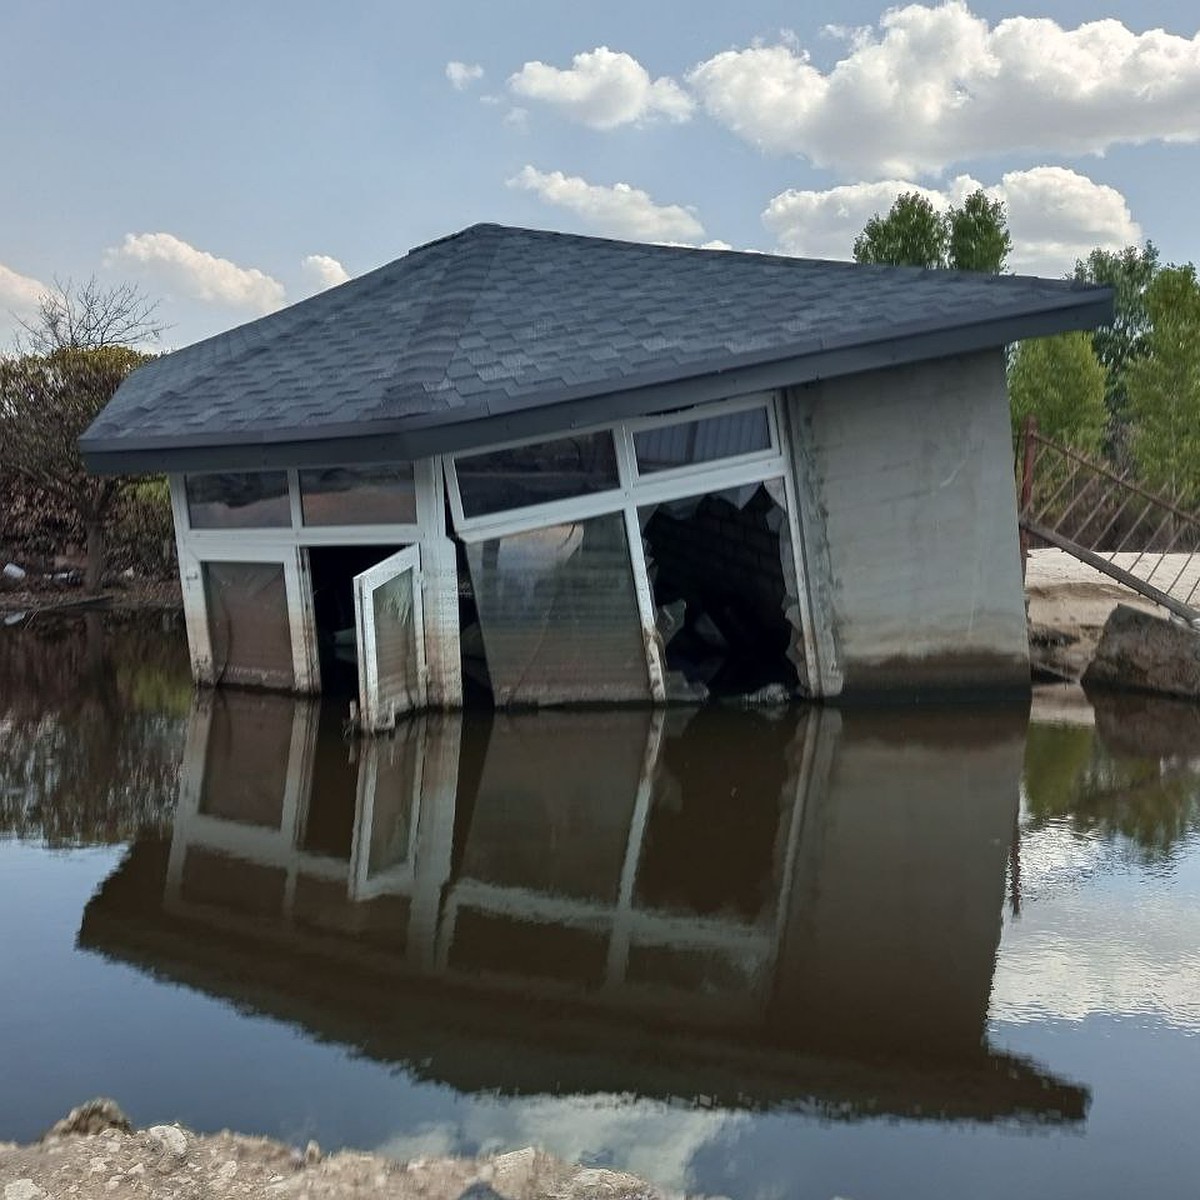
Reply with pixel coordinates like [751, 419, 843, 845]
[442, 390, 815, 699]
[173, 458, 440, 547]
[178, 539, 321, 694]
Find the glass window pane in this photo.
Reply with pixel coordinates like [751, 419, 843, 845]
[455, 432, 619, 517]
[185, 472, 290, 529]
[299, 464, 417, 526]
[466, 514, 651, 706]
[634, 408, 771, 474]
[203, 561, 295, 690]
[370, 567, 421, 711]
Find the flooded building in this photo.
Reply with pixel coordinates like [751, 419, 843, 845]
[80, 224, 1112, 726]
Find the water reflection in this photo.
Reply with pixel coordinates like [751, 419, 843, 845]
[0, 616, 189, 845]
[78, 692, 1088, 1125]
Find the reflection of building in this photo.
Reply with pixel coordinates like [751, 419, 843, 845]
[82, 226, 1111, 717]
[81, 694, 1088, 1124]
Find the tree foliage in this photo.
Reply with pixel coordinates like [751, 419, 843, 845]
[853, 192, 947, 269]
[853, 189, 1010, 272]
[1008, 332, 1108, 453]
[1125, 265, 1200, 502]
[946, 190, 1012, 274]
[1071, 242, 1160, 458]
[0, 347, 149, 591]
[15, 276, 164, 354]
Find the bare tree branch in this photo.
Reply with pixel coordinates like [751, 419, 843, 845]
[15, 276, 167, 353]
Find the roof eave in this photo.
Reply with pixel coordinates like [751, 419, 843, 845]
[80, 294, 1113, 476]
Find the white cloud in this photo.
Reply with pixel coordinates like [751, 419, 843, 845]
[0, 261, 47, 313]
[689, 3, 1200, 176]
[762, 166, 1140, 275]
[509, 165, 705, 243]
[503, 106, 529, 133]
[509, 46, 693, 130]
[300, 253, 350, 291]
[446, 60, 484, 91]
[108, 232, 286, 314]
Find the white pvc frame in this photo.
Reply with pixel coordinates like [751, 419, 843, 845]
[443, 390, 816, 698]
[170, 459, 447, 699]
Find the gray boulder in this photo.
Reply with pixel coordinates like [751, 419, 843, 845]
[1083, 604, 1200, 698]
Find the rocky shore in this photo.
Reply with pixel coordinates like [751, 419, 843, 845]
[1, 1101, 675, 1200]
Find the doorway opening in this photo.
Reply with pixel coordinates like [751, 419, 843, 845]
[306, 545, 403, 695]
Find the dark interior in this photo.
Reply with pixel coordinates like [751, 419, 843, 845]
[306, 545, 402, 696]
[641, 485, 800, 698]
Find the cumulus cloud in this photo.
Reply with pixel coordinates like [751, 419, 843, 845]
[689, 3, 1200, 176]
[509, 165, 705, 242]
[301, 253, 350, 290]
[762, 166, 1140, 276]
[509, 46, 693, 129]
[108, 233, 286, 314]
[446, 60, 484, 90]
[0, 261, 47, 313]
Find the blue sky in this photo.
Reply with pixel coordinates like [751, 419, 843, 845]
[1, 0, 1197, 348]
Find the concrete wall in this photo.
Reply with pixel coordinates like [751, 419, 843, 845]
[787, 350, 1029, 697]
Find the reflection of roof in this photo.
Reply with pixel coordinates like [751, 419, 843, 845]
[81, 223, 1112, 473]
[79, 838, 1089, 1126]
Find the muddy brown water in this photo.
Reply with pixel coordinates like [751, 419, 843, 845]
[2, 616, 1199, 1199]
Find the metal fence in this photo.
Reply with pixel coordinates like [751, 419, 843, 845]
[1017, 416, 1200, 623]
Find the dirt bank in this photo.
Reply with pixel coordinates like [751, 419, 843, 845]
[1025, 548, 1167, 680]
[0, 1101, 676, 1200]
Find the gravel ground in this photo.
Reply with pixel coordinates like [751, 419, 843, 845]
[0, 1102, 677, 1200]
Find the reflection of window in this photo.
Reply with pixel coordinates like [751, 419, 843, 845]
[299, 464, 417, 526]
[200, 691, 292, 827]
[466, 514, 650, 706]
[634, 408, 771, 475]
[203, 561, 295, 690]
[455, 432, 619, 517]
[185, 472, 290, 529]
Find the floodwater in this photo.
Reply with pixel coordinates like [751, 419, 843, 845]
[2, 618, 1199, 1199]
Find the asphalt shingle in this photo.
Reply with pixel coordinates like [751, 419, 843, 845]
[80, 222, 1112, 472]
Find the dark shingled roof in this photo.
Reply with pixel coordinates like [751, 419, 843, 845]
[80, 223, 1113, 473]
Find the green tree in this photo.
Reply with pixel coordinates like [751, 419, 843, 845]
[0, 347, 148, 592]
[946, 190, 1012, 273]
[853, 192, 946, 269]
[1008, 331, 1108, 452]
[853, 189, 1010, 272]
[1125, 264, 1200, 501]
[1071, 242, 1160, 458]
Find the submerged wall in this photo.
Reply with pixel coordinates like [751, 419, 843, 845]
[787, 350, 1029, 698]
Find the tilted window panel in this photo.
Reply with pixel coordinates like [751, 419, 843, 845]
[455, 432, 620, 518]
[466, 514, 651, 706]
[634, 407, 772, 475]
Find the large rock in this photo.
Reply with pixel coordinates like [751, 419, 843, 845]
[1083, 604, 1200, 698]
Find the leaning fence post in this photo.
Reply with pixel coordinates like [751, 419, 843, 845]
[1019, 414, 1038, 581]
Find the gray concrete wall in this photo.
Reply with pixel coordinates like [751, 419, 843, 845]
[787, 350, 1029, 696]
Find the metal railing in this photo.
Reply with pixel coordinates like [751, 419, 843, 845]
[1017, 416, 1200, 624]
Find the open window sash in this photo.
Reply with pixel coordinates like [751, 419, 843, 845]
[353, 546, 427, 731]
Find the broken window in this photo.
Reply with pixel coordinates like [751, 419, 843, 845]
[465, 514, 651, 706]
[454, 431, 619, 517]
[203, 561, 296, 690]
[639, 481, 804, 700]
[299, 464, 418, 526]
[185, 471, 290, 529]
[634, 407, 772, 475]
